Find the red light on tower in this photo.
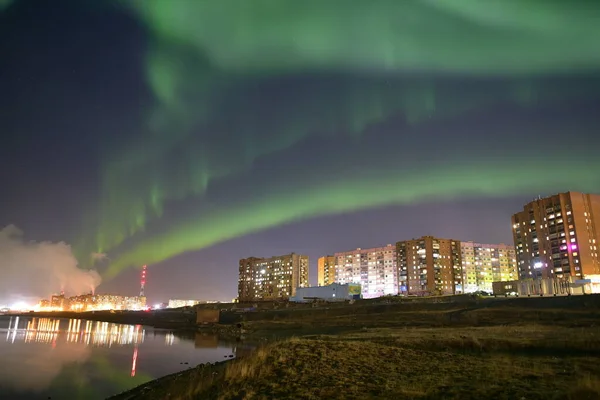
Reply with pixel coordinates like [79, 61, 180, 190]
[140, 265, 147, 297]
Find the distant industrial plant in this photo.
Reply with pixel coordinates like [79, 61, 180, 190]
[36, 292, 147, 312]
[28, 265, 150, 312]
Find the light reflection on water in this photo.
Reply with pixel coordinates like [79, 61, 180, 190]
[0, 316, 240, 399]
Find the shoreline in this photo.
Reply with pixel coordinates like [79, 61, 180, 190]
[6, 295, 600, 399]
[4, 309, 253, 346]
[108, 294, 600, 399]
[7, 310, 197, 331]
[109, 358, 235, 400]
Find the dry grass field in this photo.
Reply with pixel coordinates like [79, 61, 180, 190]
[111, 295, 600, 400]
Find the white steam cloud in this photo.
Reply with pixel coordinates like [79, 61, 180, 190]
[0, 225, 101, 305]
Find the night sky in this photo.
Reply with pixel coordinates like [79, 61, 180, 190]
[1, 0, 599, 303]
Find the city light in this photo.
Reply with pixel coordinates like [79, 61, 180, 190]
[167, 299, 219, 308]
[5, 317, 146, 347]
[34, 293, 147, 312]
[11, 302, 32, 312]
[131, 345, 138, 377]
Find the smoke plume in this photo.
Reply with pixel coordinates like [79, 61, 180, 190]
[0, 225, 101, 305]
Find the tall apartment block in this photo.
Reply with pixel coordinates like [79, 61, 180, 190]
[238, 253, 309, 302]
[317, 255, 336, 286]
[333, 244, 397, 298]
[511, 192, 600, 280]
[460, 242, 518, 293]
[397, 236, 462, 296]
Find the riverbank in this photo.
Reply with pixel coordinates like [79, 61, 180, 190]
[110, 294, 600, 399]
[13, 309, 197, 331]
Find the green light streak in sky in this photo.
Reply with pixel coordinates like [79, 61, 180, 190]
[95, 76, 456, 253]
[90, 0, 600, 273]
[131, 0, 600, 75]
[104, 157, 600, 277]
[0, 0, 13, 11]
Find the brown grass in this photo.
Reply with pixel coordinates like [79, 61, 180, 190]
[112, 325, 600, 400]
[111, 297, 600, 400]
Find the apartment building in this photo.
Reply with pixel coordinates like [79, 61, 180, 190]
[238, 253, 309, 302]
[460, 242, 517, 293]
[334, 244, 397, 298]
[317, 255, 336, 286]
[397, 236, 462, 296]
[511, 192, 600, 281]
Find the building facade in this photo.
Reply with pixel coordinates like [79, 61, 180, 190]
[397, 236, 463, 296]
[50, 294, 66, 309]
[317, 255, 336, 286]
[238, 253, 309, 302]
[168, 299, 201, 308]
[334, 244, 397, 298]
[493, 277, 596, 296]
[40, 293, 146, 311]
[168, 299, 220, 308]
[511, 192, 600, 281]
[290, 283, 361, 302]
[460, 242, 518, 293]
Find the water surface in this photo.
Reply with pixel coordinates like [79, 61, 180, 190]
[0, 316, 238, 399]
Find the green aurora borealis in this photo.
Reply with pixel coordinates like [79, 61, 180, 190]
[53, 0, 600, 276]
[0, 0, 12, 11]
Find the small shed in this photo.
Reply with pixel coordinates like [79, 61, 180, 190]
[196, 308, 220, 324]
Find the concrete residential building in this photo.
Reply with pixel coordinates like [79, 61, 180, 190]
[511, 192, 600, 282]
[460, 242, 518, 293]
[397, 236, 463, 296]
[238, 253, 309, 302]
[334, 244, 397, 298]
[317, 255, 336, 286]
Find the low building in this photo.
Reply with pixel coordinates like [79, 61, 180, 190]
[168, 299, 201, 308]
[290, 283, 361, 303]
[90, 294, 146, 310]
[196, 309, 220, 324]
[491, 280, 521, 296]
[492, 276, 597, 296]
[168, 299, 220, 308]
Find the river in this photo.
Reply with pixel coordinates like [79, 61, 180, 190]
[0, 316, 239, 399]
